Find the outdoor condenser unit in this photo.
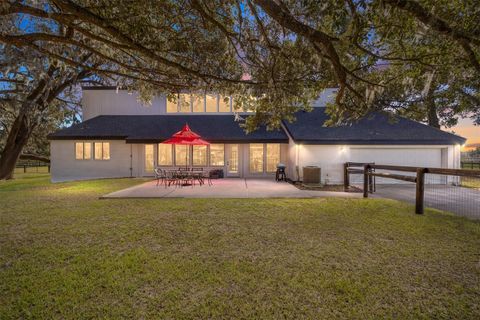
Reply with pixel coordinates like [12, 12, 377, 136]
[303, 166, 321, 184]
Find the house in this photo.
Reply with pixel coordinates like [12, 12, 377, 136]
[48, 87, 466, 183]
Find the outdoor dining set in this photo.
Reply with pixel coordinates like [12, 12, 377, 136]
[153, 123, 215, 188]
[154, 167, 213, 187]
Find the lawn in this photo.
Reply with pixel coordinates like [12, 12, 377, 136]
[1, 174, 479, 319]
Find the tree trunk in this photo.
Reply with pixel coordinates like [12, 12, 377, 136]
[424, 71, 440, 129]
[0, 114, 33, 180]
[426, 99, 440, 129]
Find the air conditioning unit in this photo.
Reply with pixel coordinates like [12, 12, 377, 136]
[303, 166, 321, 184]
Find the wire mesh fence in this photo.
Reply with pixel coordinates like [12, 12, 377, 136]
[347, 163, 480, 219]
[424, 174, 480, 219]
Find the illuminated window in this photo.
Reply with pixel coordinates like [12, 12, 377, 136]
[158, 144, 173, 166]
[192, 94, 204, 112]
[166, 95, 178, 113]
[145, 144, 154, 171]
[209, 144, 224, 166]
[266, 144, 280, 172]
[94, 142, 110, 160]
[229, 144, 238, 173]
[249, 144, 264, 173]
[205, 94, 217, 112]
[219, 96, 230, 112]
[75, 142, 91, 160]
[193, 145, 207, 166]
[175, 145, 190, 166]
[179, 94, 191, 113]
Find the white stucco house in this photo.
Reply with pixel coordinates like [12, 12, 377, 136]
[48, 87, 465, 183]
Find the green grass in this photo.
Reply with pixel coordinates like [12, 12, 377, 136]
[1, 174, 479, 319]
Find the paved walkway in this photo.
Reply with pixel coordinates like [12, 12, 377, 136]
[371, 184, 480, 219]
[102, 178, 362, 199]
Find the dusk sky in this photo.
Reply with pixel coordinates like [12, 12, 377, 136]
[450, 118, 479, 150]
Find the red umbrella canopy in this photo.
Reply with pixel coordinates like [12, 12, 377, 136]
[162, 124, 210, 145]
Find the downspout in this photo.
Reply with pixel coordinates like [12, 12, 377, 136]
[130, 144, 133, 177]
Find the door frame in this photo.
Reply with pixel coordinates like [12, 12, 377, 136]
[225, 144, 241, 177]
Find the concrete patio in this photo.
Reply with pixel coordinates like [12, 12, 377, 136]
[102, 178, 363, 199]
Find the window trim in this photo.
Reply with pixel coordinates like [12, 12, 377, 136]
[192, 145, 207, 167]
[205, 94, 218, 113]
[93, 142, 111, 161]
[265, 143, 281, 173]
[249, 143, 265, 174]
[208, 144, 225, 167]
[157, 143, 173, 166]
[144, 144, 155, 172]
[174, 145, 191, 167]
[75, 142, 92, 160]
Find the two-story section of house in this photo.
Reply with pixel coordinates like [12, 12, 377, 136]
[48, 87, 465, 183]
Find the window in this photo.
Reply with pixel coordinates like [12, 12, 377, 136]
[193, 145, 207, 166]
[209, 144, 224, 166]
[94, 142, 110, 160]
[219, 96, 230, 112]
[192, 94, 204, 112]
[249, 144, 264, 173]
[205, 94, 217, 112]
[175, 145, 190, 166]
[228, 144, 238, 173]
[266, 144, 280, 172]
[166, 95, 178, 113]
[145, 144, 154, 171]
[179, 93, 191, 113]
[158, 144, 173, 166]
[75, 142, 91, 160]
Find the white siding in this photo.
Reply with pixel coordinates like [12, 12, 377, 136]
[82, 90, 167, 120]
[50, 140, 140, 182]
[291, 144, 460, 184]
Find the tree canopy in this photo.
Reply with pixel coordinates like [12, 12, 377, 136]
[1, 0, 479, 130]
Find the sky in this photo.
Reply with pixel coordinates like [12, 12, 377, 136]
[449, 119, 479, 151]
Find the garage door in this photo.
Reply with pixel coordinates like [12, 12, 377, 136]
[349, 148, 442, 184]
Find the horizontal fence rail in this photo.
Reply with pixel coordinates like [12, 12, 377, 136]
[345, 162, 480, 218]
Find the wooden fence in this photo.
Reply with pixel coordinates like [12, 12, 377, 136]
[461, 161, 480, 169]
[15, 154, 50, 173]
[344, 162, 480, 215]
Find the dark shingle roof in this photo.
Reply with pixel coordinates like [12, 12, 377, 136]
[48, 115, 288, 143]
[282, 109, 466, 145]
[49, 110, 466, 145]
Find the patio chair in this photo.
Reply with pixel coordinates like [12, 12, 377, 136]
[202, 170, 213, 186]
[165, 170, 179, 188]
[191, 167, 204, 185]
[154, 168, 166, 186]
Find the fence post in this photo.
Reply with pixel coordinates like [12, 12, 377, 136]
[363, 164, 370, 198]
[48, 165, 51, 173]
[344, 163, 349, 191]
[23, 165, 27, 173]
[415, 168, 426, 214]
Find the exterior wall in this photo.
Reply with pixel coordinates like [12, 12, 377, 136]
[290, 144, 460, 185]
[50, 140, 140, 182]
[82, 89, 337, 121]
[82, 90, 167, 120]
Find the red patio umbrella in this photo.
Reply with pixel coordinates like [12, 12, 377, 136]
[162, 124, 209, 168]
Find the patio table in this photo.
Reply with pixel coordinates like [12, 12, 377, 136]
[164, 169, 205, 186]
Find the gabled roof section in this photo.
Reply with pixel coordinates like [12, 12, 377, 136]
[48, 115, 289, 143]
[282, 109, 466, 145]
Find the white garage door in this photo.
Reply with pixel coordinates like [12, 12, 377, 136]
[349, 148, 442, 184]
